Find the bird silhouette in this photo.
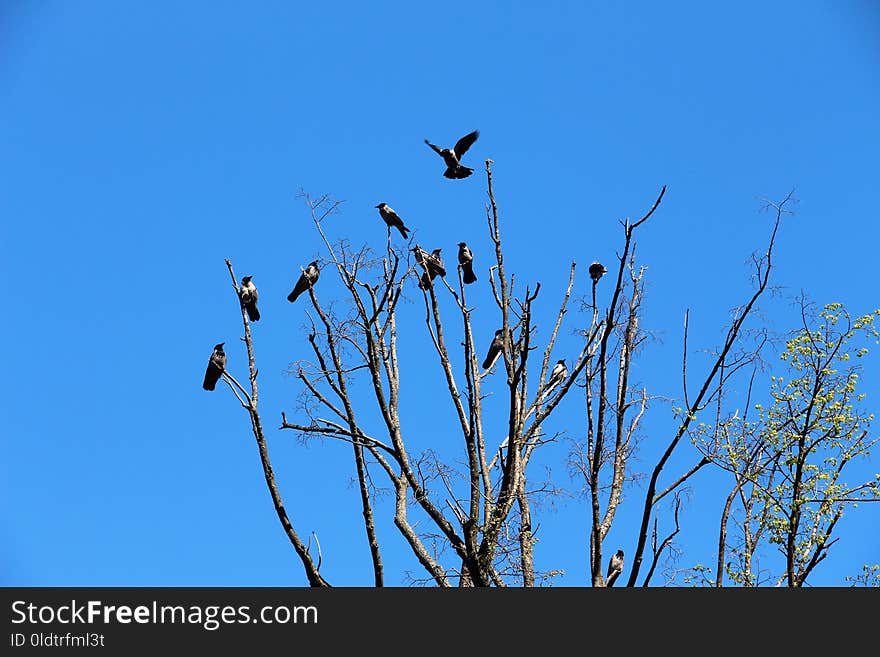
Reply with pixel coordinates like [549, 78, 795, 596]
[202, 343, 226, 391]
[424, 130, 479, 179]
[375, 203, 410, 239]
[414, 246, 446, 290]
[288, 261, 320, 303]
[457, 242, 477, 284]
[606, 549, 624, 587]
[412, 245, 431, 272]
[589, 261, 608, 283]
[482, 329, 506, 370]
[238, 275, 260, 322]
[541, 358, 568, 400]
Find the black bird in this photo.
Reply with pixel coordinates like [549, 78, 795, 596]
[424, 130, 479, 179]
[606, 549, 625, 587]
[202, 343, 226, 391]
[238, 275, 260, 322]
[375, 203, 410, 239]
[288, 260, 320, 303]
[542, 358, 568, 400]
[589, 261, 608, 283]
[427, 248, 446, 277]
[482, 329, 505, 370]
[414, 246, 446, 289]
[457, 242, 477, 284]
[412, 245, 431, 271]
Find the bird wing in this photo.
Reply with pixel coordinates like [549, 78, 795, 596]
[203, 353, 225, 390]
[424, 139, 443, 156]
[413, 247, 428, 266]
[289, 273, 309, 301]
[607, 554, 623, 577]
[453, 130, 479, 159]
[482, 344, 500, 370]
[483, 334, 504, 369]
[202, 364, 220, 390]
[430, 253, 446, 277]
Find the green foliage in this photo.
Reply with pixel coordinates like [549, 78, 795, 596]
[762, 305, 880, 582]
[681, 564, 714, 587]
[701, 303, 880, 586]
[845, 564, 880, 587]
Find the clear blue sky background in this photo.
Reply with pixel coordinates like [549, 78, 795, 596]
[2, 1, 878, 587]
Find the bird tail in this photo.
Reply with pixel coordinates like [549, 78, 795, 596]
[462, 263, 477, 284]
[446, 165, 474, 179]
[397, 224, 410, 239]
[203, 373, 217, 391]
[246, 304, 260, 322]
[287, 289, 300, 303]
[540, 382, 557, 402]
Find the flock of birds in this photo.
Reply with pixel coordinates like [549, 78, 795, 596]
[200, 128, 624, 583]
[202, 129, 608, 404]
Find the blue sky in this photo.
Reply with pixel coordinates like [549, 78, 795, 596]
[2, 1, 878, 586]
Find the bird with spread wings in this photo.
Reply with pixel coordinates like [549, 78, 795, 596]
[424, 129, 480, 179]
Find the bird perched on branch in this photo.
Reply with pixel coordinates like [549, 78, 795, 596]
[541, 359, 568, 400]
[414, 246, 446, 290]
[457, 242, 477, 284]
[202, 343, 226, 391]
[238, 275, 260, 322]
[412, 245, 429, 269]
[606, 549, 624, 587]
[375, 203, 410, 239]
[589, 261, 608, 283]
[424, 130, 479, 179]
[482, 328, 506, 371]
[412, 245, 430, 285]
[288, 260, 320, 303]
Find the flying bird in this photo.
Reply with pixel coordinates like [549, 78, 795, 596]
[414, 246, 446, 289]
[589, 261, 608, 283]
[541, 358, 568, 400]
[375, 203, 410, 239]
[288, 260, 320, 303]
[202, 342, 226, 391]
[606, 549, 625, 587]
[482, 328, 506, 370]
[424, 130, 480, 179]
[457, 242, 477, 284]
[238, 275, 260, 322]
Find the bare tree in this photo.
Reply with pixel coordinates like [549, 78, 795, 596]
[218, 259, 329, 587]
[206, 162, 878, 587]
